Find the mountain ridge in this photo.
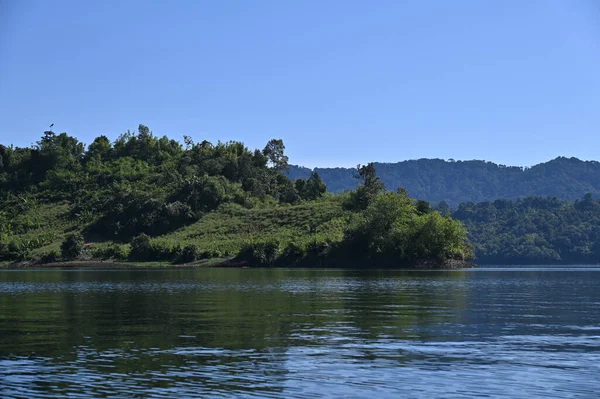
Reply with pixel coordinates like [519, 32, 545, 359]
[287, 156, 600, 207]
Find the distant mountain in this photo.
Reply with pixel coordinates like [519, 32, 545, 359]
[287, 157, 600, 207]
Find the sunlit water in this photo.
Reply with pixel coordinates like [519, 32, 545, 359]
[1, 267, 599, 398]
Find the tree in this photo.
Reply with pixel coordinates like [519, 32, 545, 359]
[342, 191, 471, 265]
[349, 163, 385, 210]
[298, 172, 327, 200]
[85, 135, 112, 163]
[435, 200, 451, 216]
[294, 179, 307, 197]
[262, 139, 289, 171]
[171, 176, 228, 214]
[183, 135, 194, 150]
[275, 173, 300, 204]
[356, 163, 382, 188]
[415, 200, 432, 215]
[34, 132, 85, 181]
[137, 124, 151, 138]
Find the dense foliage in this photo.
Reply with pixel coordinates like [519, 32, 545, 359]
[60, 232, 84, 259]
[454, 194, 600, 264]
[288, 157, 600, 207]
[0, 127, 471, 267]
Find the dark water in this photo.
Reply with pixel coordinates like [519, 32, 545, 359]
[1, 267, 599, 398]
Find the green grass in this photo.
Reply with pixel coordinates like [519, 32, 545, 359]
[153, 197, 349, 257]
[1, 201, 79, 256]
[1, 196, 350, 265]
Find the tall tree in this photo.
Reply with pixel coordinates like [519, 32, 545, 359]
[356, 163, 383, 189]
[262, 139, 289, 171]
[350, 163, 385, 210]
[303, 172, 327, 200]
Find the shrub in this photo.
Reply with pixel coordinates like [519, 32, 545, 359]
[60, 233, 84, 259]
[129, 235, 178, 262]
[177, 244, 198, 263]
[129, 233, 153, 261]
[279, 241, 306, 266]
[238, 240, 281, 266]
[305, 239, 331, 263]
[40, 250, 59, 264]
[7, 241, 25, 260]
[91, 243, 129, 260]
[111, 245, 129, 260]
[170, 243, 183, 260]
[282, 241, 305, 258]
[151, 241, 175, 261]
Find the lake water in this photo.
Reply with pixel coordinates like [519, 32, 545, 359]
[1, 267, 599, 398]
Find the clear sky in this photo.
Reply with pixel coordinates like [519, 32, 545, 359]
[1, 0, 599, 168]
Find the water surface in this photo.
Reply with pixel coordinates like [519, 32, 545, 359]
[1, 267, 599, 398]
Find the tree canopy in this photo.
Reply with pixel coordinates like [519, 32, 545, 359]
[453, 195, 600, 264]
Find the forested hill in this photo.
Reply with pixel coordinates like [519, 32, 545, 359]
[453, 195, 600, 265]
[0, 126, 473, 267]
[287, 157, 600, 207]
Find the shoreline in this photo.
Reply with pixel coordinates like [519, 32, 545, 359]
[0, 258, 477, 269]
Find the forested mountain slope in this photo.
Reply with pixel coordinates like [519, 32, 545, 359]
[288, 157, 600, 207]
[453, 195, 600, 264]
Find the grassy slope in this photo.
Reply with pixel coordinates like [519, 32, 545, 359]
[152, 198, 349, 256]
[6, 201, 78, 257]
[8, 196, 350, 265]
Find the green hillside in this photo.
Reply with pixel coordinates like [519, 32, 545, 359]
[0, 126, 472, 268]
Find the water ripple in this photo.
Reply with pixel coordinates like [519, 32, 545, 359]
[1, 268, 599, 398]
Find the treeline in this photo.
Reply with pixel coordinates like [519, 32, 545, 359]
[0, 127, 326, 229]
[453, 195, 600, 264]
[0, 126, 472, 267]
[288, 157, 600, 207]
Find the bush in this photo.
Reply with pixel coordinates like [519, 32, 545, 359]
[238, 240, 282, 266]
[279, 241, 306, 266]
[7, 241, 25, 260]
[282, 241, 305, 258]
[177, 244, 198, 263]
[170, 243, 183, 260]
[129, 233, 153, 261]
[151, 241, 175, 261]
[129, 234, 177, 262]
[306, 239, 330, 259]
[111, 244, 129, 260]
[40, 250, 59, 264]
[0, 240, 34, 261]
[157, 201, 196, 233]
[91, 243, 129, 260]
[0, 241, 24, 261]
[61, 233, 84, 259]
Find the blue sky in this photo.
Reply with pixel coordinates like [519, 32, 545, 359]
[1, 0, 599, 168]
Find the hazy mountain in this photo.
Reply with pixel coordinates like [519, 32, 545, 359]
[287, 157, 600, 207]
